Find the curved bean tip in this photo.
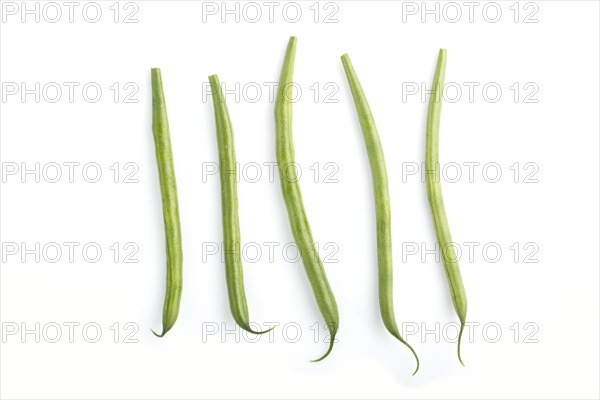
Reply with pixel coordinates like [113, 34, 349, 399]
[151, 328, 168, 338]
[410, 350, 420, 376]
[309, 332, 336, 363]
[411, 363, 419, 376]
[399, 337, 420, 376]
[387, 329, 420, 375]
[457, 321, 466, 366]
[458, 346, 465, 367]
[241, 325, 275, 335]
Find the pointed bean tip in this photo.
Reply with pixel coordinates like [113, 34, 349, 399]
[458, 346, 466, 366]
[287, 37, 298, 51]
[241, 324, 275, 335]
[457, 321, 466, 366]
[410, 355, 420, 376]
[151, 328, 165, 338]
[309, 332, 336, 362]
[309, 355, 326, 363]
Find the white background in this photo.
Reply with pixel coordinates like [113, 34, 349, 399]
[1, 1, 599, 399]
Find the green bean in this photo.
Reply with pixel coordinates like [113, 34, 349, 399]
[425, 49, 467, 365]
[209, 74, 272, 335]
[150, 68, 183, 338]
[275, 36, 339, 362]
[341, 54, 420, 375]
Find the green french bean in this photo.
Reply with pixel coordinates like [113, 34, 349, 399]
[425, 49, 468, 366]
[209, 74, 272, 335]
[275, 36, 339, 362]
[150, 68, 183, 338]
[341, 54, 419, 375]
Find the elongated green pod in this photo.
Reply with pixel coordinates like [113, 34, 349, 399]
[425, 49, 468, 365]
[341, 54, 419, 375]
[150, 68, 183, 338]
[275, 37, 339, 362]
[209, 74, 272, 335]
